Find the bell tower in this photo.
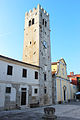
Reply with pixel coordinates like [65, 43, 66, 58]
[23, 4, 52, 105]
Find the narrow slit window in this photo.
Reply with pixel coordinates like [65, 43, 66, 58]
[43, 19, 44, 25]
[44, 73, 46, 81]
[44, 87, 47, 94]
[45, 21, 47, 27]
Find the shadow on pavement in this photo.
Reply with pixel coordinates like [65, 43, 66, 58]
[57, 116, 80, 120]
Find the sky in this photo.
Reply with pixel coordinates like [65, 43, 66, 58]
[0, 0, 80, 74]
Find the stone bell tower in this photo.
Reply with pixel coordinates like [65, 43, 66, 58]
[23, 4, 52, 105]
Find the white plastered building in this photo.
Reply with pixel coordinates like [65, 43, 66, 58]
[0, 55, 40, 110]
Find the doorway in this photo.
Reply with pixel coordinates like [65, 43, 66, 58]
[21, 88, 26, 105]
[63, 85, 66, 101]
[64, 89, 66, 101]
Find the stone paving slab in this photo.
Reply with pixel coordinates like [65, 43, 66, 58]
[0, 102, 80, 120]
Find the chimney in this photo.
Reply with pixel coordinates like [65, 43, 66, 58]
[70, 72, 74, 76]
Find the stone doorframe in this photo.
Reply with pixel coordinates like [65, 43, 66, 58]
[19, 87, 29, 107]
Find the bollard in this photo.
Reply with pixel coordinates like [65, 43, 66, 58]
[42, 107, 57, 120]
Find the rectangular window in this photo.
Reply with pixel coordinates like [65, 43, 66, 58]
[34, 88, 38, 94]
[44, 74, 46, 81]
[7, 65, 13, 75]
[6, 87, 11, 93]
[35, 71, 38, 79]
[22, 69, 27, 77]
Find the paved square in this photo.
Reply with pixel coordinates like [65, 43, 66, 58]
[0, 101, 80, 120]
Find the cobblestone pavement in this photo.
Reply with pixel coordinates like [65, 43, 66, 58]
[0, 101, 80, 120]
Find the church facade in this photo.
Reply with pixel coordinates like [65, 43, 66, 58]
[52, 58, 77, 104]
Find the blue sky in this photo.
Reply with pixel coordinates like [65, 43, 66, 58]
[0, 0, 80, 74]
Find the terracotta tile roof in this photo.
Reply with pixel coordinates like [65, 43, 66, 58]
[74, 74, 80, 77]
[71, 78, 77, 80]
[71, 78, 77, 85]
[51, 62, 58, 65]
[68, 73, 80, 85]
[67, 74, 80, 78]
[67, 75, 73, 77]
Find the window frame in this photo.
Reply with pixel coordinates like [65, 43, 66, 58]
[7, 65, 13, 75]
[34, 88, 38, 94]
[6, 87, 11, 94]
[35, 71, 38, 79]
[22, 69, 27, 78]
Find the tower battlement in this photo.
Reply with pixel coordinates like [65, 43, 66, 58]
[25, 4, 49, 17]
